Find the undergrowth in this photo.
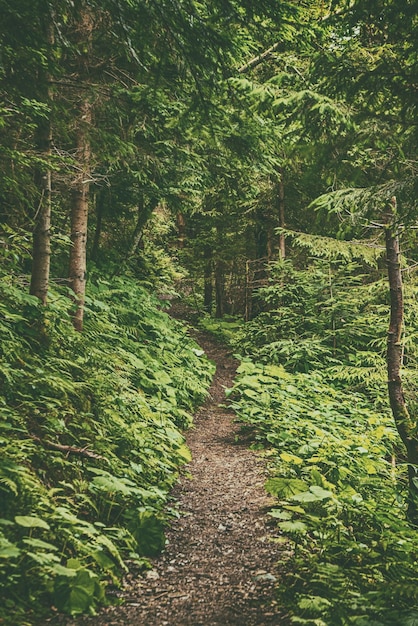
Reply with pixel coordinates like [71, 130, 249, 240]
[229, 258, 418, 625]
[0, 270, 214, 624]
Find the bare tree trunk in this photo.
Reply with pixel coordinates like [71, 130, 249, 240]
[30, 23, 54, 305]
[245, 260, 251, 322]
[69, 97, 92, 331]
[177, 212, 186, 249]
[385, 196, 418, 524]
[278, 175, 286, 260]
[215, 259, 224, 318]
[127, 196, 158, 260]
[68, 9, 93, 332]
[203, 246, 213, 313]
[30, 116, 52, 305]
[91, 189, 105, 262]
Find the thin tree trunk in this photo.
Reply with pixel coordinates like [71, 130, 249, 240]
[127, 196, 158, 260]
[177, 212, 186, 249]
[30, 117, 52, 305]
[215, 259, 224, 318]
[203, 246, 213, 313]
[278, 175, 286, 260]
[69, 97, 92, 331]
[68, 8, 93, 332]
[30, 23, 54, 305]
[385, 196, 418, 524]
[245, 260, 252, 322]
[91, 190, 105, 262]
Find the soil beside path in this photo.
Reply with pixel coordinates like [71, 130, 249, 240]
[53, 319, 290, 625]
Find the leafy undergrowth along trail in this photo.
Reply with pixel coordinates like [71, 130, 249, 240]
[53, 324, 290, 625]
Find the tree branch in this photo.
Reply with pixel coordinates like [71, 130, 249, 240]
[238, 42, 281, 74]
[30, 435, 105, 460]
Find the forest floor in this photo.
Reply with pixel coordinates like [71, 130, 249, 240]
[50, 310, 291, 625]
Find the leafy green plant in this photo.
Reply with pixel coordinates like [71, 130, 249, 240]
[229, 256, 418, 624]
[0, 266, 214, 624]
[231, 361, 418, 624]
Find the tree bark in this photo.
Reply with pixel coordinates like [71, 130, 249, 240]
[30, 23, 54, 305]
[278, 175, 286, 260]
[68, 9, 93, 332]
[203, 245, 213, 313]
[215, 259, 224, 318]
[127, 196, 158, 260]
[69, 97, 92, 331]
[385, 196, 418, 524]
[177, 212, 186, 249]
[91, 189, 105, 262]
[30, 116, 52, 305]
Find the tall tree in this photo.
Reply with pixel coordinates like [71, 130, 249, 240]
[67, 6, 94, 331]
[30, 19, 55, 305]
[384, 197, 418, 524]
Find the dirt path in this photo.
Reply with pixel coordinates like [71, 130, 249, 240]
[56, 327, 290, 625]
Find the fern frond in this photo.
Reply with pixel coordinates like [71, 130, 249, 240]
[276, 228, 384, 265]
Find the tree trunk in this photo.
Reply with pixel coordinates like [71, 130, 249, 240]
[68, 8, 93, 332]
[30, 116, 52, 305]
[69, 97, 92, 332]
[127, 196, 158, 260]
[30, 23, 54, 305]
[215, 259, 224, 318]
[91, 189, 105, 262]
[177, 212, 186, 249]
[278, 175, 286, 260]
[384, 196, 418, 524]
[203, 246, 213, 313]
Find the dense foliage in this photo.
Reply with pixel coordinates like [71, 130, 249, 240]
[1, 0, 418, 623]
[228, 254, 418, 624]
[0, 240, 214, 622]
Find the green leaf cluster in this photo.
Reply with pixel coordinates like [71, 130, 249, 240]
[231, 361, 418, 624]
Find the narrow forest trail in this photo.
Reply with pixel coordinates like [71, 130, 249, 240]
[57, 321, 290, 626]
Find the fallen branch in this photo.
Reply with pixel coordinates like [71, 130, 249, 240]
[30, 435, 105, 460]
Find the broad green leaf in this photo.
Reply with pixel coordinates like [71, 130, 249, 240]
[92, 548, 117, 571]
[268, 509, 292, 520]
[280, 452, 304, 465]
[177, 444, 192, 462]
[291, 491, 321, 503]
[279, 520, 307, 533]
[297, 595, 332, 611]
[49, 564, 78, 577]
[309, 486, 334, 499]
[27, 551, 60, 566]
[291, 486, 333, 503]
[263, 364, 286, 379]
[54, 568, 102, 615]
[22, 537, 58, 551]
[15, 515, 50, 530]
[243, 388, 260, 399]
[0, 538, 20, 559]
[265, 478, 308, 498]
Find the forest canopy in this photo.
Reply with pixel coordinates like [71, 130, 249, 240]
[1, 0, 418, 623]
